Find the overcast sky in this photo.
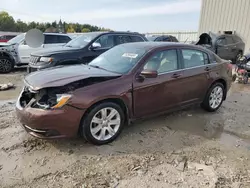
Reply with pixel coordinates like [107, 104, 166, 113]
[0, 0, 202, 32]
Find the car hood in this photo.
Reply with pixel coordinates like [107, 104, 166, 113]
[24, 64, 121, 90]
[31, 46, 79, 56]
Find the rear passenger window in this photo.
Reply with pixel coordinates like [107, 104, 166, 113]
[182, 49, 209, 68]
[130, 36, 144, 42]
[163, 37, 171, 42]
[58, 36, 71, 43]
[144, 50, 178, 73]
[226, 36, 234, 44]
[115, 35, 132, 44]
[44, 35, 58, 44]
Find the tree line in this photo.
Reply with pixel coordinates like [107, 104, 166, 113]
[0, 11, 111, 33]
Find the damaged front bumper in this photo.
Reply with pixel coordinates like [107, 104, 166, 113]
[16, 87, 85, 139]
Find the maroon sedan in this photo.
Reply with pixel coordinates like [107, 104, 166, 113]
[16, 42, 232, 145]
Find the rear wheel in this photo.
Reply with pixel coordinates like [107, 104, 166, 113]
[201, 83, 225, 112]
[0, 56, 14, 73]
[80, 102, 125, 145]
[235, 51, 243, 63]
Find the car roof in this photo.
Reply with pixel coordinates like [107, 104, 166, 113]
[119, 42, 210, 52]
[43, 33, 70, 36]
[86, 31, 143, 35]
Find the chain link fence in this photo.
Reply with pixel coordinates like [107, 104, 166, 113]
[145, 31, 198, 43]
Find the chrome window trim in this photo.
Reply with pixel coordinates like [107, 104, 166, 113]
[158, 64, 214, 76]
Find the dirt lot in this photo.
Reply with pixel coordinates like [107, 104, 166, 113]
[1, 69, 250, 188]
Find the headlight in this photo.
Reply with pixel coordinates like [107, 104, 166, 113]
[51, 94, 72, 109]
[40, 57, 53, 63]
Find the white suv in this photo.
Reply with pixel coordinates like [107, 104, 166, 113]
[16, 33, 72, 64]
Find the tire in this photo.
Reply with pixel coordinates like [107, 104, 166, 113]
[243, 76, 248, 84]
[201, 82, 225, 112]
[80, 102, 125, 145]
[234, 51, 243, 63]
[0, 56, 14, 73]
[232, 74, 237, 82]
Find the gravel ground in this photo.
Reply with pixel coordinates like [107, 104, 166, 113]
[1, 70, 250, 188]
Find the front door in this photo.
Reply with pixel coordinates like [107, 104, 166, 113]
[133, 49, 185, 118]
[18, 40, 43, 64]
[82, 34, 115, 64]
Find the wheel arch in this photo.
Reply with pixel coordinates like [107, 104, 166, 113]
[78, 97, 130, 134]
[0, 51, 15, 61]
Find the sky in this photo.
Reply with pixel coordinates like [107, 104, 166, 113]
[0, 0, 202, 32]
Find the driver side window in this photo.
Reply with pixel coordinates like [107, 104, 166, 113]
[143, 49, 178, 73]
[95, 35, 115, 49]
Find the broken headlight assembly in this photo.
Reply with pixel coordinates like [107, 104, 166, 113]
[36, 92, 72, 110]
[51, 94, 72, 109]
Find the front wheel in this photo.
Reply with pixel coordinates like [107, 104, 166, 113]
[0, 56, 14, 73]
[80, 102, 125, 145]
[201, 83, 225, 112]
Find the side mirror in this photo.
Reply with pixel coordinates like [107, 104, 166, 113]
[90, 42, 101, 50]
[140, 69, 158, 78]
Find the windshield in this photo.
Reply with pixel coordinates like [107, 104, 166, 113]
[8, 33, 25, 44]
[88, 45, 146, 74]
[65, 32, 100, 48]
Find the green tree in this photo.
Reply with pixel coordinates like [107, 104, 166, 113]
[67, 25, 75, 33]
[0, 11, 16, 31]
[81, 28, 90, 33]
[0, 11, 111, 33]
[16, 19, 28, 32]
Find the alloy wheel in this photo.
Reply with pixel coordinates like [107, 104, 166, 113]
[209, 86, 223, 109]
[90, 107, 121, 141]
[0, 58, 12, 73]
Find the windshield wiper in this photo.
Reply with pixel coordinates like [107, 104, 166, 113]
[65, 45, 73, 47]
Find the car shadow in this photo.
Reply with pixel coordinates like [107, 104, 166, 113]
[48, 106, 226, 156]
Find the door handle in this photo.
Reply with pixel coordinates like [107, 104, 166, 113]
[205, 67, 211, 71]
[171, 73, 182, 78]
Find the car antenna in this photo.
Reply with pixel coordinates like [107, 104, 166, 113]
[184, 37, 189, 43]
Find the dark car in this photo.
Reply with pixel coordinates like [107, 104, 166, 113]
[146, 35, 179, 42]
[0, 34, 17, 42]
[196, 32, 245, 62]
[16, 42, 232, 145]
[27, 31, 147, 73]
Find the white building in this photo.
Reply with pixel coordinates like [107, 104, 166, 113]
[199, 0, 250, 53]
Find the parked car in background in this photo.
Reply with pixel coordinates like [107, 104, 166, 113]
[27, 31, 148, 73]
[18, 33, 72, 64]
[146, 35, 179, 42]
[0, 33, 72, 73]
[195, 32, 245, 63]
[17, 42, 232, 145]
[0, 34, 17, 42]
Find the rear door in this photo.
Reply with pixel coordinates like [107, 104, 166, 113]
[179, 48, 211, 105]
[225, 36, 237, 59]
[216, 37, 233, 60]
[133, 48, 185, 118]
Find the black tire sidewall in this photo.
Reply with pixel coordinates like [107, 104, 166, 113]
[202, 83, 225, 112]
[80, 102, 125, 145]
[0, 56, 14, 73]
[235, 52, 243, 62]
